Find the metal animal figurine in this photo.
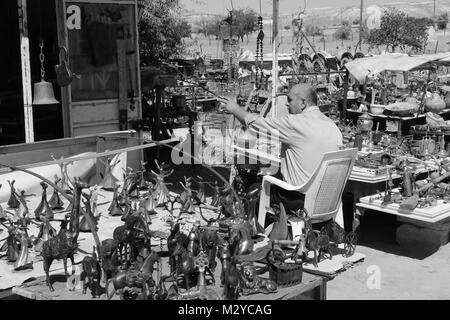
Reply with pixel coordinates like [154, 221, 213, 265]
[304, 221, 331, 268]
[106, 249, 160, 300]
[80, 247, 102, 298]
[34, 182, 54, 221]
[48, 176, 64, 210]
[237, 263, 277, 296]
[7, 180, 20, 209]
[113, 224, 131, 265]
[218, 241, 231, 287]
[200, 227, 219, 272]
[34, 216, 57, 252]
[100, 238, 120, 281]
[167, 221, 185, 273]
[42, 179, 88, 291]
[172, 237, 198, 291]
[229, 224, 254, 256]
[320, 220, 357, 258]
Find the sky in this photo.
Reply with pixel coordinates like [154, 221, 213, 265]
[181, 0, 447, 15]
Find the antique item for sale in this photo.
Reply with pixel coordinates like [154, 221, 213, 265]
[267, 241, 303, 287]
[48, 176, 65, 210]
[7, 180, 20, 209]
[100, 238, 120, 281]
[17, 190, 30, 219]
[200, 226, 219, 272]
[0, 221, 20, 262]
[425, 92, 446, 113]
[357, 112, 374, 133]
[138, 161, 148, 190]
[106, 250, 160, 300]
[150, 162, 174, 207]
[99, 157, 121, 191]
[172, 232, 198, 291]
[321, 220, 357, 258]
[229, 223, 253, 256]
[210, 181, 222, 207]
[80, 247, 101, 298]
[109, 184, 124, 217]
[79, 197, 99, 233]
[237, 263, 277, 296]
[34, 216, 57, 252]
[42, 179, 88, 291]
[51, 155, 72, 193]
[34, 182, 54, 221]
[144, 182, 157, 212]
[55, 46, 79, 87]
[14, 230, 33, 271]
[168, 221, 184, 273]
[194, 176, 209, 204]
[178, 177, 195, 215]
[121, 197, 133, 222]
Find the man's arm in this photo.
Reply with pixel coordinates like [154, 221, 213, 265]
[219, 96, 293, 144]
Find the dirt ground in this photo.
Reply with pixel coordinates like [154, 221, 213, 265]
[327, 212, 450, 300]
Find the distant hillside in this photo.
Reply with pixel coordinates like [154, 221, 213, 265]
[186, 1, 450, 29]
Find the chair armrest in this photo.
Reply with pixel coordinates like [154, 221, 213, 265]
[262, 175, 308, 192]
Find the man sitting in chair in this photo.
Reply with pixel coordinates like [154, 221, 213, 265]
[219, 84, 343, 228]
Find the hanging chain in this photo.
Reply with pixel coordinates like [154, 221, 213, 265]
[39, 39, 45, 80]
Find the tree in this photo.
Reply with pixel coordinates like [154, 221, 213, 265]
[305, 25, 323, 37]
[437, 12, 448, 34]
[138, 0, 192, 66]
[231, 9, 258, 42]
[366, 8, 433, 52]
[334, 21, 352, 41]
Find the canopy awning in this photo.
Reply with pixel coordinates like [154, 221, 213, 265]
[345, 52, 450, 82]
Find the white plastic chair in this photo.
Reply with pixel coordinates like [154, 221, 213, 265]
[258, 148, 358, 238]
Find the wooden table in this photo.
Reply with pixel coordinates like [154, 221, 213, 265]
[10, 270, 326, 301]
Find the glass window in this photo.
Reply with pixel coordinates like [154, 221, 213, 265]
[67, 2, 138, 101]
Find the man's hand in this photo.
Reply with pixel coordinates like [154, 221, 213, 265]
[217, 96, 250, 124]
[217, 96, 240, 114]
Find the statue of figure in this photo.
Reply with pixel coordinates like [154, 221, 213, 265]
[49, 175, 65, 210]
[150, 162, 174, 207]
[138, 160, 148, 190]
[7, 180, 20, 209]
[99, 156, 121, 191]
[179, 177, 195, 214]
[51, 155, 72, 193]
[34, 182, 54, 221]
[208, 181, 223, 207]
[144, 181, 157, 212]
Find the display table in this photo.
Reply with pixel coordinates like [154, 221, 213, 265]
[357, 191, 450, 224]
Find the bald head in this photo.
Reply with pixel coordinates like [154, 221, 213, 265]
[287, 84, 318, 114]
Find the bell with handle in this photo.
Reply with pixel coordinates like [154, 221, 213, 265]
[32, 80, 59, 105]
[32, 40, 59, 105]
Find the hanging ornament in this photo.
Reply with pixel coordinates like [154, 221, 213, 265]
[32, 40, 59, 105]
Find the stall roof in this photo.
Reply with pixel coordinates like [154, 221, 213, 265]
[345, 52, 450, 82]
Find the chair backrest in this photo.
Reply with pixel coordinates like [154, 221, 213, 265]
[302, 148, 357, 223]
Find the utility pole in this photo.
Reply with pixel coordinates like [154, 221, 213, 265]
[434, 0, 436, 21]
[272, 0, 279, 117]
[359, 0, 363, 51]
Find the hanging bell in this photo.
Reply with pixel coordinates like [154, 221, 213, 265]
[32, 80, 59, 105]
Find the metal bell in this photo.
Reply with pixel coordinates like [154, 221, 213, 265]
[32, 80, 59, 105]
